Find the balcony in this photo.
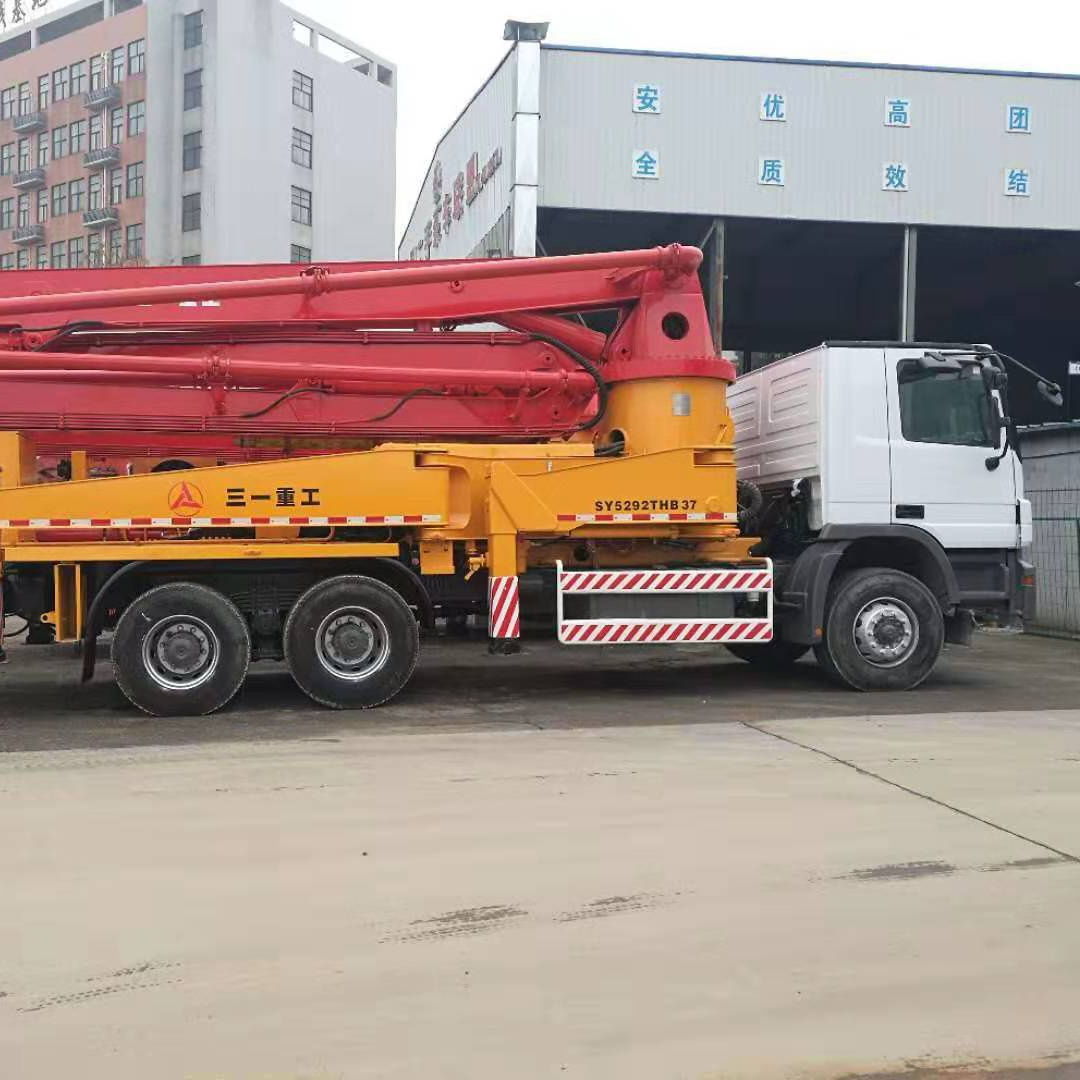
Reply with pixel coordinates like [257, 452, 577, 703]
[83, 205, 119, 229]
[84, 145, 120, 169]
[13, 224, 44, 246]
[12, 167, 46, 191]
[84, 84, 122, 112]
[13, 110, 46, 134]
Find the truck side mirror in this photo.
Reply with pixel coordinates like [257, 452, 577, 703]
[1037, 380, 1065, 407]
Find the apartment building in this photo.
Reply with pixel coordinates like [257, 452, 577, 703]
[0, 0, 396, 269]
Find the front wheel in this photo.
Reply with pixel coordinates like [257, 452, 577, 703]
[815, 567, 944, 691]
[284, 576, 419, 709]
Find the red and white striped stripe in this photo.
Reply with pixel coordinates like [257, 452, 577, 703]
[0, 514, 444, 529]
[557, 511, 738, 524]
[488, 575, 521, 639]
[560, 568, 772, 593]
[559, 620, 772, 645]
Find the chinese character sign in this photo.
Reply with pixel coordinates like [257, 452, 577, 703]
[1007, 105, 1031, 133]
[882, 162, 909, 191]
[760, 92, 786, 121]
[885, 97, 911, 127]
[1004, 167, 1030, 196]
[631, 149, 660, 179]
[758, 157, 785, 186]
[633, 83, 661, 114]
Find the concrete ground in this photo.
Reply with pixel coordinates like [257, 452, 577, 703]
[2, 631, 1080, 1079]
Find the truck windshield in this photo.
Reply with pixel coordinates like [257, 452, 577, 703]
[897, 360, 996, 448]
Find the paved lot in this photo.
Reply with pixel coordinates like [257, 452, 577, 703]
[3, 632, 1080, 1079]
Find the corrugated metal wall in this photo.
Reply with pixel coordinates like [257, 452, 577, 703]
[538, 47, 1080, 231]
[1021, 426, 1080, 638]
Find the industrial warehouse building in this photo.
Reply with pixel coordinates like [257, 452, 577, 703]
[399, 23, 1080, 427]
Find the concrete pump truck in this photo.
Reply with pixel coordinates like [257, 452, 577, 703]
[0, 245, 1046, 714]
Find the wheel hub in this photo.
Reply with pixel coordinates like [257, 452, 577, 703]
[315, 607, 391, 682]
[853, 598, 919, 667]
[143, 616, 220, 690]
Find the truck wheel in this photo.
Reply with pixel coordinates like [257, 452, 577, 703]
[284, 576, 419, 709]
[726, 640, 809, 668]
[113, 583, 251, 716]
[815, 568, 944, 691]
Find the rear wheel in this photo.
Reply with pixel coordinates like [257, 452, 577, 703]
[284, 575, 419, 709]
[113, 582, 251, 716]
[726, 639, 809, 668]
[815, 567, 943, 691]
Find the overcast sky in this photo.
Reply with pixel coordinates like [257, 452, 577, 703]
[30, 0, 1080, 242]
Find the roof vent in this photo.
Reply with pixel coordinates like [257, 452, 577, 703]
[503, 20, 549, 42]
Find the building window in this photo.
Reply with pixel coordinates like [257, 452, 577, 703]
[36, 189, 48, 223]
[128, 100, 146, 136]
[128, 39, 146, 77]
[89, 172, 103, 210]
[35, 245, 48, 270]
[89, 113, 104, 151]
[53, 67, 69, 103]
[111, 46, 126, 84]
[69, 120, 87, 155]
[290, 244, 311, 264]
[182, 254, 201, 265]
[291, 185, 311, 225]
[69, 179, 86, 213]
[70, 61, 87, 96]
[111, 107, 124, 144]
[183, 69, 202, 111]
[37, 74, 49, 110]
[88, 231, 103, 267]
[51, 184, 67, 218]
[292, 70, 313, 111]
[291, 127, 312, 168]
[36, 133, 49, 167]
[17, 193, 30, 228]
[184, 11, 204, 49]
[126, 161, 144, 197]
[110, 167, 123, 204]
[0, 199, 13, 230]
[109, 228, 123, 264]
[90, 55, 106, 92]
[0, 144, 11, 176]
[52, 126, 68, 160]
[0, 87, 15, 120]
[182, 192, 201, 232]
[183, 130, 202, 171]
[68, 236, 85, 269]
[15, 248, 29, 270]
[126, 222, 144, 258]
[0, 253, 14, 271]
[17, 138, 30, 172]
[17, 82, 31, 114]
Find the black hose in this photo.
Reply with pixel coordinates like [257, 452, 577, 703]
[526, 332, 609, 433]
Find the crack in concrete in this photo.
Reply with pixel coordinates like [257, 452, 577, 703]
[741, 721, 1080, 864]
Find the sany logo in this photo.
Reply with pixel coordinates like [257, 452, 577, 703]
[168, 480, 204, 517]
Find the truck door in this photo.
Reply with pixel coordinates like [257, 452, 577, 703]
[884, 351, 1018, 549]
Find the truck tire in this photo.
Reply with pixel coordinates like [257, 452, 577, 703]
[726, 640, 809, 668]
[284, 575, 419, 709]
[112, 582, 251, 716]
[814, 567, 944, 691]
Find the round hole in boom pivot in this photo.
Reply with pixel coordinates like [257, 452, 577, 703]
[661, 312, 690, 340]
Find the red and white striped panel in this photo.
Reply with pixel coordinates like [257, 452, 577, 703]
[488, 575, 521, 639]
[560, 568, 772, 593]
[557, 511, 738, 524]
[559, 620, 772, 645]
[0, 514, 443, 529]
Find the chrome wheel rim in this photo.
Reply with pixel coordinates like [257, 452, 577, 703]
[315, 606, 391, 682]
[142, 615, 220, 691]
[852, 596, 919, 668]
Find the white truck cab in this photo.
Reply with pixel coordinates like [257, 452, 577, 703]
[729, 342, 1038, 690]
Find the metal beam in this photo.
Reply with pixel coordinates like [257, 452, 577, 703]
[899, 225, 918, 340]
